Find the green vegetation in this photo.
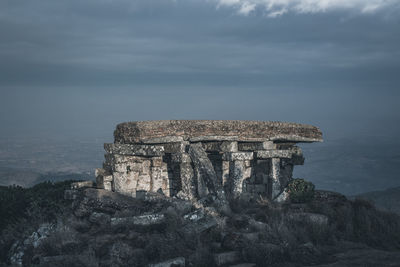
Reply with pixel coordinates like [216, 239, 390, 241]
[0, 180, 75, 264]
[0, 185, 29, 229]
[0, 180, 74, 230]
[286, 178, 315, 203]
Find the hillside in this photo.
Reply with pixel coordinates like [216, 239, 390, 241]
[1, 182, 400, 266]
[356, 187, 400, 214]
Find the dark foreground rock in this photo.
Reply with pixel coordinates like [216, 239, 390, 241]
[2, 187, 400, 267]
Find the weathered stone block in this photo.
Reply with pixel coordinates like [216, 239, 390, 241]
[280, 161, 294, 189]
[149, 257, 185, 267]
[103, 181, 113, 191]
[96, 175, 105, 189]
[114, 120, 323, 144]
[103, 175, 113, 182]
[201, 141, 222, 152]
[270, 158, 281, 199]
[222, 161, 230, 186]
[220, 141, 238, 152]
[183, 209, 205, 222]
[180, 162, 196, 200]
[112, 154, 147, 164]
[110, 213, 165, 227]
[141, 160, 151, 174]
[162, 141, 188, 153]
[136, 175, 151, 191]
[103, 162, 112, 173]
[190, 135, 238, 142]
[95, 168, 106, 178]
[104, 143, 164, 156]
[113, 171, 139, 193]
[222, 152, 253, 161]
[151, 157, 163, 167]
[238, 141, 274, 151]
[229, 160, 246, 198]
[71, 181, 94, 189]
[113, 162, 143, 173]
[275, 190, 289, 202]
[188, 143, 222, 196]
[96, 173, 113, 190]
[151, 166, 164, 192]
[243, 166, 252, 180]
[141, 136, 184, 144]
[256, 149, 292, 159]
[171, 153, 191, 163]
[200, 141, 238, 152]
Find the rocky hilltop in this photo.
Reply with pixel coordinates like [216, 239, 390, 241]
[2, 182, 400, 266]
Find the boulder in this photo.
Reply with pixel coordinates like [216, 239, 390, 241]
[111, 214, 165, 227]
[71, 181, 94, 189]
[148, 257, 185, 267]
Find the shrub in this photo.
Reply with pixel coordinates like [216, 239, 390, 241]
[0, 185, 29, 229]
[286, 179, 315, 203]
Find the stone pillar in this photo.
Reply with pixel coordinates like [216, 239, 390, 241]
[222, 160, 230, 187]
[229, 160, 245, 198]
[171, 152, 196, 200]
[255, 149, 294, 200]
[150, 157, 164, 194]
[224, 152, 253, 199]
[270, 157, 281, 199]
[95, 168, 113, 191]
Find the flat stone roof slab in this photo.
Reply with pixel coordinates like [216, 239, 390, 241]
[114, 120, 323, 144]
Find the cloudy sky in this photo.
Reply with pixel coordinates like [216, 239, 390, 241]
[0, 0, 399, 140]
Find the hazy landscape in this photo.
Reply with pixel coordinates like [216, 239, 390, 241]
[2, 134, 399, 197]
[1, 0, 400, 266]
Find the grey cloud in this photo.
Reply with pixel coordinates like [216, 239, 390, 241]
[0, 0, 399, 141]
[216, 0, 400, 16]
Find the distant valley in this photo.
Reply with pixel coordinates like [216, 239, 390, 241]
[1, 135, 400, 197]
[295, 136, 400, 196]
[0, 136, 105, 187]
[356, 187, 400, 214]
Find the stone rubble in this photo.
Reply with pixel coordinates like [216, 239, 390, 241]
[110, 214, 165, 227]
[71, 181, 94, 189]
[9, 223, 55, 265]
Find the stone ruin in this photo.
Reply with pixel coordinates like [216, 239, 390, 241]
[95, 120, 322, 204]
